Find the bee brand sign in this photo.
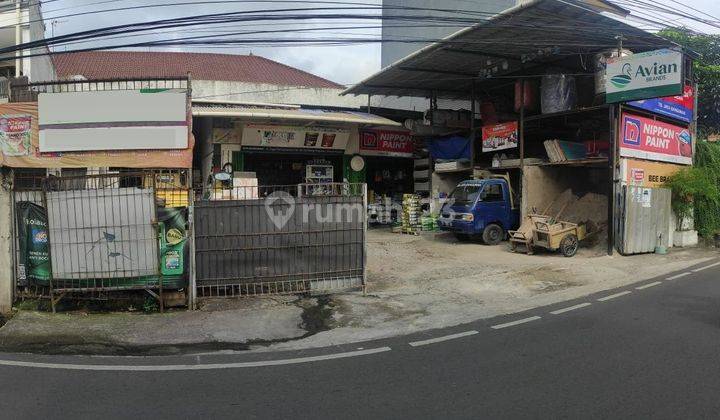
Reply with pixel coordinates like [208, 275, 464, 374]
[606, 49, 683, 103]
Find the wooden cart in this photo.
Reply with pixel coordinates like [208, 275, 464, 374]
[509, 214, 550, 255]
[532, 220, 587, 257]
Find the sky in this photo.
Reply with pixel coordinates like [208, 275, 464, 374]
[5, 0, 720, 86]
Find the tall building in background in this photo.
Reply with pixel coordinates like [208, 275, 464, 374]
[0, 0, 56, 97]
[381, 0, 517, 69]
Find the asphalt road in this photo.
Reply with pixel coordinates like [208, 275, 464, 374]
[2, 260, 720, 419]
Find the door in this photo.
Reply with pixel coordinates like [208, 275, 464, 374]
[618, 186, 672, 254]
[478, 182, 509, 228]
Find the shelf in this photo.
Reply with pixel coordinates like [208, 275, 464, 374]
[434, 167, 473, 174]
[529, 157, 608, 167]
[523, 105, 610, 122]
[475, 157, 609, 171]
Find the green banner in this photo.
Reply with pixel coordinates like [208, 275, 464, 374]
[158, 207, 188, 277]
[15, 201, 51, 286]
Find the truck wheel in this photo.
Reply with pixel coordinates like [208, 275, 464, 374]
[560, 234, 579, 257]
[482, 224, 504, 245]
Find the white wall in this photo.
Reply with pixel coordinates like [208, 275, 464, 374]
[193, 80, 369, 108]
[27, 1, 55, 82]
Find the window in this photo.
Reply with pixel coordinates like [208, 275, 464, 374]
[481, 184, 504, 202]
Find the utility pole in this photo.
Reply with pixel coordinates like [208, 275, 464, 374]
[14, 0, 21, 77]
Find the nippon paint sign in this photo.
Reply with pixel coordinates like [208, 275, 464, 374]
[606, 49, 683, 103]
[620, 112, 692, 165]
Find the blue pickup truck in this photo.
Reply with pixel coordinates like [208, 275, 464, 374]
[438, 177, 520, 244]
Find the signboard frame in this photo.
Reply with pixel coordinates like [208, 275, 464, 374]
[619, 112, 693, 165]
[606, 48, 684, 103]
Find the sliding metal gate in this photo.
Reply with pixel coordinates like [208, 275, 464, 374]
[193, 183, 366, 298]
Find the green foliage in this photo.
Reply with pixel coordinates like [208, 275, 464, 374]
[667, 141, 720, 237]
[658, 28, 720, 135]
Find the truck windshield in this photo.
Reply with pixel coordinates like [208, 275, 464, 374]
[449, 184, 482, 205]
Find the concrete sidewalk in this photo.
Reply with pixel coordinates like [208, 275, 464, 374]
[0, 230, 716, 355]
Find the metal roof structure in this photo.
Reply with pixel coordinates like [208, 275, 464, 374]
[343, 0, 684, 99]
[192, 102, 401, 126]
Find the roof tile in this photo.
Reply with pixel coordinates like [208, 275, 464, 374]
[53, 50, 344, 89]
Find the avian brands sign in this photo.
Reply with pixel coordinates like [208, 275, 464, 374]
[620, 112, 692, 165]
[606, 49, 683, 103]
[359, 129, 414, 157]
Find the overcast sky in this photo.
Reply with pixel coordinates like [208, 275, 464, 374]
[12, 0, 720, 86]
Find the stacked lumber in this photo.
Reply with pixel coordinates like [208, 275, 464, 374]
[543, 139, 587, 162]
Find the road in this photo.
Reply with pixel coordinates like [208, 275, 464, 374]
[2, 260, 720, 419]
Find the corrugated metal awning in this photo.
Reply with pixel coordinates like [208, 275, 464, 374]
[192, 102, 401, 126]
[343, 0, 684, 100]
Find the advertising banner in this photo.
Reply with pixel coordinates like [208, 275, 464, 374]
[359, 129, 414, 157]
[38, 90, 188, 152]
[15, 201, 51, 286]
[482, 121, 518, 152]
[622, 158, 683, 188]
[0, 102, 194, 168]
[606, 49, 683, 103]
[242, 123, 349, 153]
[0, 115, 32, 156]
[627, 85, 694, 123]
[620, 112, 692, 165]
[158, 207, 188, 277]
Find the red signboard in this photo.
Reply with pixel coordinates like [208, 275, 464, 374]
[481, 121, 518, 152]
[620, 112, 692, 165]
[359, 129, 414, 157]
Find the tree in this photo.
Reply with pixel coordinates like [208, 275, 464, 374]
[659, 28, 720, 135]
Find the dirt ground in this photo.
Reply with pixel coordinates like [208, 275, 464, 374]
[267, 227, 718, 350]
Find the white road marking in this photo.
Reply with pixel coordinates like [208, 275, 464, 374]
[597, 291, 632, 302]
[408, 330, 478, 347]
[636, 281, 662, 290]
[692, 262, 720, 272]
[666, 272, 691, 280]
[491, 316, 541, 329]
[550, 302, 591, 315]
[0, 347, 392, 372]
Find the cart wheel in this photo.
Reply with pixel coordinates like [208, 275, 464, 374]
[560, 234, 579, 257]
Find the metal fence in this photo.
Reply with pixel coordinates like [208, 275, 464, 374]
[12, 170, 191, 310]
[193, 183, 366, 299]
[10, 77, 190, 102]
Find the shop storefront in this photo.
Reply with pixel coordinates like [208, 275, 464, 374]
[191, 102, 402, 195]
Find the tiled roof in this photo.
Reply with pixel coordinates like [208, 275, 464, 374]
[52, 50, 344, 89]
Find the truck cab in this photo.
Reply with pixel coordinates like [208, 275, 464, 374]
[438, 177, 520, 244]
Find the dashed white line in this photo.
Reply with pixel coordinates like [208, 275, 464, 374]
[666, 272, 691, 280]
[550, 302, 591, 315]
[0, 347, 392, 371]
[408, 330, 478, 347]
[491, 316, 541, 329]
[692, 262, 720, 272]
[597, 290, 632, 301]
[636, 281, 662, 290]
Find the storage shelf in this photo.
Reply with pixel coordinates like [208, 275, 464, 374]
[475, 157, 608, 171]
[523, 105, 610, 122]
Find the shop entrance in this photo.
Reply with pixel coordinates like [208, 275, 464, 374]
[243, 152, 343, 186]
[365, 156, 414, 199]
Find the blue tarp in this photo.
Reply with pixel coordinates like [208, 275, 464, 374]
[427, 136, 471, 160]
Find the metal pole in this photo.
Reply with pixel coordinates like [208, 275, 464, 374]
[608, 104, 617, 256]
[14, 0, 21, 77]
[519, 79, 525, 169]
[470, 81, 476, 172]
